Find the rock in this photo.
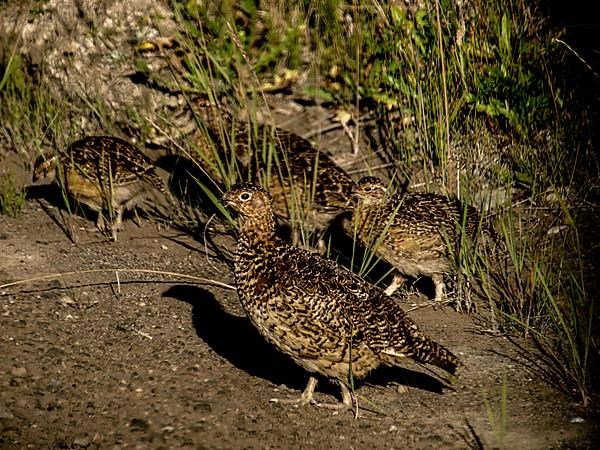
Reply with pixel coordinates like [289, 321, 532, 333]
[47, 379, 62, 391]
[10, 366, 27, 377]
[73, 435, 91, 447]
[128, 417, 149, 432]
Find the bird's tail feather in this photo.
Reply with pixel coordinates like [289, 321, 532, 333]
[413, 337, 460, 375]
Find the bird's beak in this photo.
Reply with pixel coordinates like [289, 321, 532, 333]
[220, 191, 236, 209]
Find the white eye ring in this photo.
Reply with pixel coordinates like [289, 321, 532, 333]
[239, 192, 252, 202]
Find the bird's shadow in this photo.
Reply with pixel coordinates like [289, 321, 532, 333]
[163, 285, 449, 398]
[163, 285, 306, 391]
[26, 183, 85, 216]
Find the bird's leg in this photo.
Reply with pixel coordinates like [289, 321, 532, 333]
[132, 208, 142, 227]
[95, 212, 107, 232]
[384, 272, 406, 296]
[339, 382, 353, 407]
[110, 225, 118, 241]
[66, 213, 78, 244]
[270, 376, 318, 406]
[114, 207, 124, 230]
[107, 208, 124, 242]
[312, 382, 356, 415]
[291, 228, 301, 247]
[317, 237, 327, 256]
[432, 273, 445, 302]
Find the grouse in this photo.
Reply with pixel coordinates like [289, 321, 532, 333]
[190, 95, 355, 251]
[222, 182, 459, 409]
[350, 176, 480, 301]
[33, 136, 167, 240]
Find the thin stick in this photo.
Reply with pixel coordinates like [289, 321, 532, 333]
[554, 38, 600, 80]
[405, 297, 455, 313]
[0, 269, 236, 291]
[434, 0, 452, 194]
[132, 328, 153, 340]
[116, 270, 121, 294]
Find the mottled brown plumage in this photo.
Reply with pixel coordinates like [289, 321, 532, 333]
[190, 95, 355, 248]
[350, 176, 480, 301]
[222, 183, 459, 409]
[33, 136, 166, 240]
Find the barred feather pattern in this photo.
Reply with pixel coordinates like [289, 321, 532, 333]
[351, 176, 480, 283]
[32, 136, 166, 236]
[223, 183, 459, 393]
[190, 95, 355, 234]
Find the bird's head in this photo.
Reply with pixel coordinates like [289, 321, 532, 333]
[221, 182, 274, 219]
[32, 153, 58, 183]
[351, 176, 387, 206]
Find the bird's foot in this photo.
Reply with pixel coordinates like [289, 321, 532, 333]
[269, 376, 320, 408]
[270, 396, 356, 417]
[110, 226, 118, 242]
[384, 273, 406, 296]
[397, 384, 409, 394]
[432, 273, 446, 303]
[95, 213, 107, 233]
[132, 208, 142, 227]
[313, 400, 354, 412]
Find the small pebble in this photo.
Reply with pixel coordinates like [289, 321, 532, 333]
[10, 367, 27, 377]
[129, 417, 149, 432]
[73, 435, 90, 447]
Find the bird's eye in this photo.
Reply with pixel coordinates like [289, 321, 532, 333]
[239, 192, 251, 202]
[364, 186, 372, 192]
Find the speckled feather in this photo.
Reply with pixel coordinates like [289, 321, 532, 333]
[223, 183, 459, 400]
[32, 136, 166, 237]
[60, 136, 165, 193]
[351, 176, 480, 281]
[191, 96, 355, 233]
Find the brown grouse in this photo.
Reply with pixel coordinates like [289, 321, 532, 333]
[33, 136, 167, 240]
[350, 176, 480, 301]
[190, 95, 355, 251]
[222, 182, 459, 409]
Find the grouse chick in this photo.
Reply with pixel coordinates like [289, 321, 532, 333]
[222, 182, 459, 409]
[191, 95, 355, 250]
[33, 136, 166, 240]
[350, 176, 480, 301]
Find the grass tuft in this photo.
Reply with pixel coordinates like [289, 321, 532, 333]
[0, 172, 26, 217]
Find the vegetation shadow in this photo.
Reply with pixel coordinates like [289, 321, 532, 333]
[26, 182, 168, 228]
[157, 154, 223, 215]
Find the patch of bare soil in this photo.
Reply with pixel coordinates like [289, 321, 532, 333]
[0, 202, 597, 449]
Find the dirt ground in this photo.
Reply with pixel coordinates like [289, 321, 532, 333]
[0, 200, 597, 449]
